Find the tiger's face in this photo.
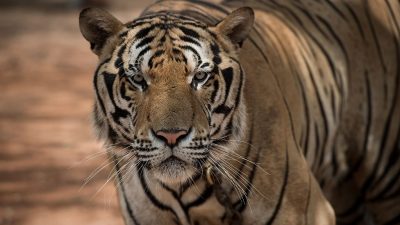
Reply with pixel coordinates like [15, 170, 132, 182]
[80, 8, 254, 184]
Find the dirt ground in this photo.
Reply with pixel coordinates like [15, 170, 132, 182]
[0, 2, 153, 225]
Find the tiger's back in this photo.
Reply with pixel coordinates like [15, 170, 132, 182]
[229, 0, 400, 224]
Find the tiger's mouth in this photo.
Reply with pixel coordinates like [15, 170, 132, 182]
[151, 156, 198, 184]
[159, 156, 186, 171]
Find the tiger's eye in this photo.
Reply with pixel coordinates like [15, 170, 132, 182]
[194, 72, 207, 81]
[133, 74, 144, 83]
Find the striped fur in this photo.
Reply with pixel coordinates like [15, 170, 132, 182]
[79, 0, 400, 224]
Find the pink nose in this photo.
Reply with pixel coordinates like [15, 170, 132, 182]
[156, 130, 188, 145]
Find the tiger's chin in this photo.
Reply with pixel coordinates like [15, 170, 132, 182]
[151, 157, 197, 185]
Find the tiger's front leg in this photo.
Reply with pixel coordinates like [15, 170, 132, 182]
[227, 136, 335, 225]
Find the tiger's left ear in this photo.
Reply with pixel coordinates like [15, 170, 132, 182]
[215, 7, 254, 47]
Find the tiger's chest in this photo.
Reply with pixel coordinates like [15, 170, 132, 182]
[156, 186, 230, 225]
[187, 195, 227, 225]
[122, 171, 232, 225]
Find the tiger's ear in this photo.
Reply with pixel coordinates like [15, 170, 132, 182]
[79, 8, 123, 55]
[215, 7, 254, 47]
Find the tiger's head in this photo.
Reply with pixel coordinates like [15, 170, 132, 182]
[79, 7, 254, 184]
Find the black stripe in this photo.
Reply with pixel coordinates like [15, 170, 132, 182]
[135, 25, 156, 39]
[210, 43, 222, 65]
[343, 2, 366, 40]
[103, 72, 130, 125]
[119, 30, 129, 39]
[93, 58, 111, 115]
[250, 26, 271, 63]
[232, 123, 254, 185]
[305, 59, 329, 170]
[221, 67, 233, 102]
[178, 26, 200, 39]
[180, 172, 203, 195]
[180, 45, 201, 63]
[234, 142, 259, 212]
[159, 182, 191, 224]
[112, 155, 141, 225]
[187, 0, 230, 15]
[265, 146, 289, 225]
[136, 45, 152, 59]
[316, 15, 349, 70]
[137, 36, 156, 49]
[292, 3, 331, 41]
[180, 36, 201, 47]
[344, 71, 372, 180]
[325, 1, 348, 21]
[134, 46, 152, 65]
[329, 89, 336, 122]
[210, 79, 219, 104]
[200, 62, 210, 68]
[248, 37, 269, 64]
[174, 9, 219, 26]
[108, 125, 119, 146]
[293, 55, 310, 155]
[213, 105, 231, 115]
[114, 44, 127, 73]
[120, 82, 132, 101]
[137, 164, 181, 224]
[117, 44, 127, 59]
[126, 21, 148, 29]
[385, 0, 400, 34]
[234, 65, 244, 108]
[365, 1, 387, 73]
[184, 186, 213, 209]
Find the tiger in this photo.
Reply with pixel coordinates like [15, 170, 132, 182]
[78, 0, 400, 224]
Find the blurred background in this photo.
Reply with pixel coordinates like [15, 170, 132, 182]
[0, 0, 156, 225]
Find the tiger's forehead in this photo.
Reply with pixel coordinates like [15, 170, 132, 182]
[118, 13, 216, 76]
[122, 12, 212, 42]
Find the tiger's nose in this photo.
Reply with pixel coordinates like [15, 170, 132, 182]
[155, 129, 189, 146]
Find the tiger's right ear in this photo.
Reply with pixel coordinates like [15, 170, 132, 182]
[79, 8, 123, 55]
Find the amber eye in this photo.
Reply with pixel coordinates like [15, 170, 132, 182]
[193, 71, 209, 83]
[132, 74, 144, 83]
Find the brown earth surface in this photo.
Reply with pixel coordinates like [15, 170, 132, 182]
[0, 2, 152, 225]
